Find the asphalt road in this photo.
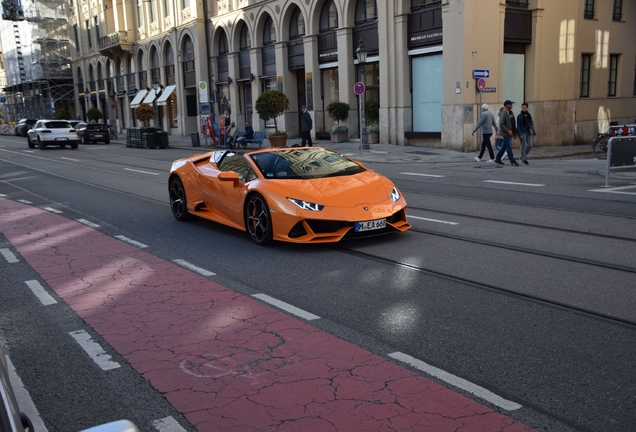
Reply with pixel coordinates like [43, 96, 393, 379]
[0, 135, 635, 431]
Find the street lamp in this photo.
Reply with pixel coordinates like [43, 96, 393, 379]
[355, 38, 369, 150]
[152, 77, 162, 128]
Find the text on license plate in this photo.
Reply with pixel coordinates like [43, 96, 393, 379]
[56, 137, 68, 140]
[355, 218, 386, 232]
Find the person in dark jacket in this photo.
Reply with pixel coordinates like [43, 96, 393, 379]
[236, 121, 254, 147]
[300, 105, 312, 147]
[495, 100, 519, 166]
[516, 102, 536, 165]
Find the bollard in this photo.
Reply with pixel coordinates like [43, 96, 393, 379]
[191, 132, 200, 147]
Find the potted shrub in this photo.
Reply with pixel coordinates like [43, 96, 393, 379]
[255, 90, 289, 147]
[134, 103, 156, 128]
[327, 101, 349, 143]
[86, 107, 103, 124]
[365, 100, 379, 144]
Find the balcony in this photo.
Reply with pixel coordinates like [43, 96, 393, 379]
[98, 31, 133, 56]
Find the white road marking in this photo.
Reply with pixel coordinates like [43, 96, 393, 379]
[69, 330, 121, 371]
[6, 356, 49, 432]
[124, 168, 160, 176]
[388, 352, 522, 411]
[172, 259, 216, 276]
[0, 193, 6, 197]
[1, 248, 19, 263]
[61, 157, 79, 162]
[17, 199, 33, 204]
[43, 207, 63, 214]
[23, 150, 35, 153]
[589, 185, 636, 195]
[77, 218, 101, 228]
[408, 215, 458, 225]
[252, 294, 320, 321]
[400, 172, 445, 178]
[24, 280, 57, 306]
[115, 235, 148, 248]
[484, 180, 545, 187]
[152, 416, 188, 432]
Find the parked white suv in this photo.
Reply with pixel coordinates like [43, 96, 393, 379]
[27, 120, 79, 150]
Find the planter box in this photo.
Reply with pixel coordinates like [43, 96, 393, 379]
[330, 131, 348, 143]
[268, 134, 287, 147]
[368, 132, 379, 144]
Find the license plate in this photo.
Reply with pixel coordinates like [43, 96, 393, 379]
[56, 137, 68, 141]
[355, 218, 386, 232]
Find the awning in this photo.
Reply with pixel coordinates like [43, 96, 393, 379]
[142, 89, 159, 104]
[156, 85, 176, 106]
[129, 89, 148, 108]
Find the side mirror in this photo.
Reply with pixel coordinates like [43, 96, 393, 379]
[218, 171, 240, 183]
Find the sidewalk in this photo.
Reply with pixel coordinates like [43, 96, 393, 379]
[158, 133, 594, 165]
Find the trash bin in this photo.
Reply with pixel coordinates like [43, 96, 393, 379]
[191, 132, 200, 147]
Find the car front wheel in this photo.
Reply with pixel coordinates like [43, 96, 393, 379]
[245, 193, 273, 245]
[169, 177, 192, 221]
[37, 137, 45, 150]
[27, 135, 35, 149]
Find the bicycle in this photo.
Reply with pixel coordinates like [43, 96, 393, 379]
[592, 133, 609, 160]
[108, 125, 118, 141]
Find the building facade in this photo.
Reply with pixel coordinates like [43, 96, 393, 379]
[70, 0, 635, 149]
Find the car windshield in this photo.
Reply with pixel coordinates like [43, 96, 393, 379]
[88, 124, 107, 130]
[44, 121, 71, 129]
[249, 148, 365, 180]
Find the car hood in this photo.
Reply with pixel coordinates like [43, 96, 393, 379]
[268, 170, 392, 206]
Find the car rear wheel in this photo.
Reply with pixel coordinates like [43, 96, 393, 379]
[37, 137, 45, 150]
[105, 138, 110, 144]
[245, 193, 273, 245]
[70, 141, 78, 149]
[169, 177, 192, 221]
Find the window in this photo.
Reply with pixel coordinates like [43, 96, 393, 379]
[94, 16, 100, 40]
[150, 0, 157, 22]
[219, 32, 228, 55]
[240, 25, 251, 50]
[584, 0, 594, 19]
[613, 0, 623, 21]
[633, 57, 636, 96]
[355, 0, 377, 23]
[289, 7, 305, 39]
[73, 24, 79, 51]
[505, 0, 528, 6]
[580, 54, 591, 98]
[263, 17, 275, 45]
[608, 54, 619, 97]
[320, 0, 338, 31]
[137, 0, 143, 26]
[183, 0, 189, 9]
[164, 0, 171, 16]
[86, 20, 92, 47]
[411, 0, 441, 10]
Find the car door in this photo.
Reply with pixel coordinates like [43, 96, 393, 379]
[204, 152, 254, 226]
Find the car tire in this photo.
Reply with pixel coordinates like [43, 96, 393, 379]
[245, 193, 273, 245]
[70, 141, 78, 149]
[105, 138, 110, 145]
[37, 137, 45, 150]
[27, 135, 35, 149]
[169, 177, 192, 221]
[82, 134, 88, 144]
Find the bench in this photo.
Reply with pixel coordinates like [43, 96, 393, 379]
[238, 130, 266, 149]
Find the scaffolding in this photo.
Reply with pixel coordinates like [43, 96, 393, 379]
[1, 0, 73, 122]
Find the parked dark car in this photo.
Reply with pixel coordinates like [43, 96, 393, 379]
[14, 119, 37, 137]
[76, 123, 110, 144]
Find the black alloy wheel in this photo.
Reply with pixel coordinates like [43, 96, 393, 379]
[245, 193, 273, 245]
[169, 177, 192, 221]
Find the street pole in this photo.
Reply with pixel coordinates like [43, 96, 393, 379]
[356, 38, 369, 151]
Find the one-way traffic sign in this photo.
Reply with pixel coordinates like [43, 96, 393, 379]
[473, 69, 490, 78]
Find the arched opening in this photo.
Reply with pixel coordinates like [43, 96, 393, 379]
[319, 0, 340, 136]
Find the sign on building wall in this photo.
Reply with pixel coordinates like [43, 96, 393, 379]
[198, 81, 208, 103]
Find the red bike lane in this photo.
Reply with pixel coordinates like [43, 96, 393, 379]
[0, 198, 534, 431]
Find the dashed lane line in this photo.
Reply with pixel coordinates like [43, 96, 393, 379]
[484, 180, 545, 187]
[77, 218, 101, 228]
[0, 193, 6, 197]
[400, 172, 445, 178]
[43, 207, 63, 214]
[252, 294, 321, 321]
[69, 330, 121, 371]
[152, 416, 188, 432]
[24, 280, 57, 306]
[60, 157, 79, 162]
[1, 248, 18, 263]
[124, 168, 160, 176]
[389, 352, 522, 411]
[172, 259, 216, 276]
[115, 235, 148, 249]
[408, 215, 459, 225]
[6, 356, 49, 432]
[17, 199, 33, 204]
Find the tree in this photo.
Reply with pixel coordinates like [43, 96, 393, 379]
[326, 102, 350, 124]
[255, 90, 289, 135]
[54, 109, 71, 120]
[365, 99, 379, 125]
[86, 108, 103, 123]
[134, 103, 156, 127]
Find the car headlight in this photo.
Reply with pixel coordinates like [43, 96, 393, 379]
[390, 186, 401, 202]
[287, 198, 324, 211]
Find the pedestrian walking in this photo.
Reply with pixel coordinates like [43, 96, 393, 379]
[300, 105, 313, 147]
[494, 106, 504, 153]
[495, 100, 519, 166]
[517, 102, 536, 165]
[472, 103, 497, 162]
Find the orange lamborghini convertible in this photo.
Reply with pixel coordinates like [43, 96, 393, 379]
[168, 147, 410, 245]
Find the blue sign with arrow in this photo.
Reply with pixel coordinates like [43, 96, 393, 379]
[473, 69, 490, 79]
